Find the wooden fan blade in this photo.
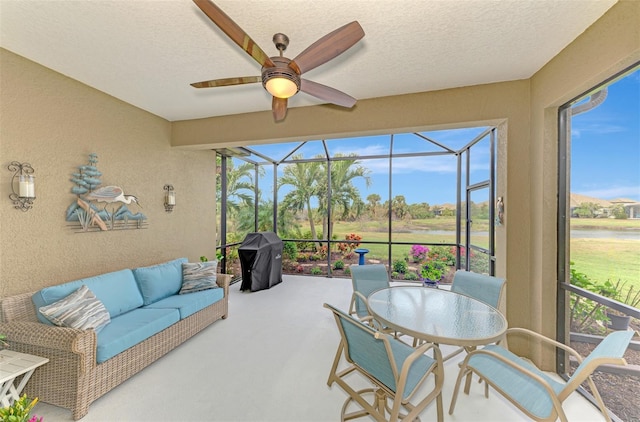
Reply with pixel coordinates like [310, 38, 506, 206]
[289, 21, 364, 75]
[300, 79, 356, 108]
[193, 0, 274, 68]
[272, 97, 288, 122]
[191, 76, 261, 88]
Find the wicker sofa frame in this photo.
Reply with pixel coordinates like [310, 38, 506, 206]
[0, 274, 230, 420]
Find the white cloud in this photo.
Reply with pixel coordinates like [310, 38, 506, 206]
[576, 185, 640, 200]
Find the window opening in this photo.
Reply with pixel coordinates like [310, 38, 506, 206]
[557, 63, 640, 421]
[217, 126, 498, 281]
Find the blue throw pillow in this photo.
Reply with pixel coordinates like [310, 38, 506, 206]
[133, 258, 187, 305]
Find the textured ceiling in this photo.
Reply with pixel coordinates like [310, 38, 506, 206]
[0, 0, 616, 122]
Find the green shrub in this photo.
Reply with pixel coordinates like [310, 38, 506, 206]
[298, 230, 314, 251]
[333, 260, 345, 270]
[392, 259, 408, 274]
[310, 266, 323, 275]
[282, 241, 298, 260]
[569, 262, 619, 333]
[404, 272, 419, 281]
[429, 246, 456, 266]
[344, 267, 351, 276]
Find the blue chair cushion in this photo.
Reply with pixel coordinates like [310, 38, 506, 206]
[32, 269, 144, 324]
[350, 264, 389, 317]
[336, 304, 435, 399]
[451, 271, 505, 309]
[133, 258, 187, 305]
[143, 288, 224, 319]
[467, 344, 564, 420]
[388, 337, 437, 400]
[96, 308, 180, 363]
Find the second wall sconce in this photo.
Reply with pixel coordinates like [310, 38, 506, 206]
[164, 184, 175, 213]
[8, 161, 36, 212]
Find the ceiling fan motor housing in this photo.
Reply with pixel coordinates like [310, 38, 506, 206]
[261, 56, 301, 96]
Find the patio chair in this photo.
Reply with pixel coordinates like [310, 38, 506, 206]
[444, 270, 507, 361]
[348, 264, 390, 322]
[448, 328, 635, 422]
[348, 264, 411, 342]
[450, 270, 506, 313]
[324, 303, 444, 422]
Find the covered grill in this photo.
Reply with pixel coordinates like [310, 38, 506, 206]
[239, 232, 283, 292]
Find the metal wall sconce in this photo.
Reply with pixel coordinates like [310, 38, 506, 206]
[164, 184, 175, 213]
[8, 161, 36, 212]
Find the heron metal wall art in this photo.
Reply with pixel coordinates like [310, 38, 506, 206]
[66, 154, 147, 232]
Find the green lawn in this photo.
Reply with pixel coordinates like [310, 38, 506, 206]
[329, 217, 639, 298]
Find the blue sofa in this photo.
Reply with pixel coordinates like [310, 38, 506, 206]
[0, 258, 230, 420]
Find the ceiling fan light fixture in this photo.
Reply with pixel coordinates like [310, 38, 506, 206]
[265, 77, 299, 98]
[262, 56, 300, 99]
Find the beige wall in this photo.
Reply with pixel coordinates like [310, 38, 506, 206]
[1, 1, 638, 364]
[0, 49, 218, 298]
[528, 0, 640, 367]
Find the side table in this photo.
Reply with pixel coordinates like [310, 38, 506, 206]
[0, 349, 49, 407]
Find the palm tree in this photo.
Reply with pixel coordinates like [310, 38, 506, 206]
[278, 156, 324, 247]
[389, 195, 409, 220]
[366, 193, 381, 218]
[317, 154, 371, 240]
[216, 157, 263, 232]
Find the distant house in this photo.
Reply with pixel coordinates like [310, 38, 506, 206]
[433, 203, 456, 216]
[611, 198, 640, 219]
[570, 194, 639, 218]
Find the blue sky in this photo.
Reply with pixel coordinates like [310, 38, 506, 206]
[570, 68, 640, 202]
[239, 67, 639, 206]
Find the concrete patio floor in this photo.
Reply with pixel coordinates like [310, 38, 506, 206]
[33, 275, 607, 421]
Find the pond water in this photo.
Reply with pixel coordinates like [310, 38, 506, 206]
[410, 229, 640, 241]
[570, 229, 640, 240]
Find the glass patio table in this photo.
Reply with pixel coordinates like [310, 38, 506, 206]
[368, 286, 507, 347]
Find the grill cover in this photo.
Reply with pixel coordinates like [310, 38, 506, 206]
[239, 232, 283, 292]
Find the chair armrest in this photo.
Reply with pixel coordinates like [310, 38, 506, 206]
[349, 291, 369, 316]
[0, 321, 96, 374]
[504, 327, 583, 363]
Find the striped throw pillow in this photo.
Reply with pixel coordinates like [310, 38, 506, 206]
[39, 285, 111, 332]
[180, 262, 218, 294]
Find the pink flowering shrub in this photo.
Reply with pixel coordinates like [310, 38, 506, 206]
[409, 244, 429, 262]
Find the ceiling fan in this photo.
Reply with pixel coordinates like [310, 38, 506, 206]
[190, 0, 365, 122]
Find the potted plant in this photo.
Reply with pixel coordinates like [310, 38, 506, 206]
[420, 261, 445, 288]
[0, 394, 43, 422]
[606, 280, 640, 331]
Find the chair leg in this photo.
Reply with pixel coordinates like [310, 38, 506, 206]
[436, 390, 444, 422]
[448, 363, 472, 415]
[375, 389, 387, 417]
[339, 387, 387, 422]
[327, 342, 344, 386]
[463, 370, 473, 394]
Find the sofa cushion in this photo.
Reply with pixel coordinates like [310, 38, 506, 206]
[32, 269, 144, 325]
[179, 261, 218, 294]
[96, 308, 180, 363]
[144, 288, 224, 319]
[39, 285, 111, 333]
[133, 258, 187, 305]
